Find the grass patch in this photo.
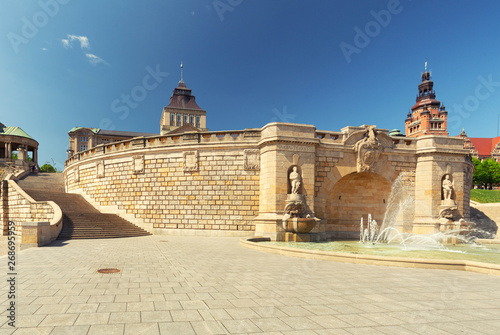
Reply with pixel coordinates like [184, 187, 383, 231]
[471, 189, 500, 203]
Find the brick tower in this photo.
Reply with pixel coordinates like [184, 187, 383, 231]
[405, 63, 448, 137]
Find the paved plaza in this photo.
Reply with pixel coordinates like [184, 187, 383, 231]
[1, 235, 500, 334]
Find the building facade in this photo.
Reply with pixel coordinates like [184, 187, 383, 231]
[63, 64, 472, 240]
[67, 128, 158, 158]
[458, 129, 500, 161]
[405, 65, 449, 137]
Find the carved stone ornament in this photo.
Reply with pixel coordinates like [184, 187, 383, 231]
[284, 194, 306, 218]
[439, 206, 461, 221]
[244, 149, 260, 170]
[97, 161, 105, 178]
[183, 151, 198, 172]
[133, 155, 145, 174]
[284, 200, 305, 218]
[74, 168, 80, 182]
[354, 125, 383, 173]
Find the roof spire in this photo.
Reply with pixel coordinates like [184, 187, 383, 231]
[424, 59, 428, 72]
[179, 61, 184, 84]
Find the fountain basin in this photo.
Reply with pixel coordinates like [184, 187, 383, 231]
[282, 217, 316, 233]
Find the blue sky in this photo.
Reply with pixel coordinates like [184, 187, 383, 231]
[2, 0, 500, 169]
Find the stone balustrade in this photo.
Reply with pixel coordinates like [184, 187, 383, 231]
[1, 175, 63, 248]
[65, 129, 262, 168]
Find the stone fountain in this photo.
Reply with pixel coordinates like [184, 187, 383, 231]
[281, 165, 321, 242]
[360, 172, 476, 248]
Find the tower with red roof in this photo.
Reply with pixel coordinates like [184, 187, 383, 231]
[405, 63, 449, 137]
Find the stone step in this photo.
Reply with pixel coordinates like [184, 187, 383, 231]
[15, 174, 151, 240]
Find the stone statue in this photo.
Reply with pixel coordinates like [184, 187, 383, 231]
[289, 166, 301, 194]
[442, 174, 454, 200]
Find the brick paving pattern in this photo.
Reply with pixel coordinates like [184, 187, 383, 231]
[1, 235, 500, 334]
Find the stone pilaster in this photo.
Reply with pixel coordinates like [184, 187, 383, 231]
[253, 123, 318, 240]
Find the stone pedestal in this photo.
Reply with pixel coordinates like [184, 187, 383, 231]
[20, 221, 50, 249]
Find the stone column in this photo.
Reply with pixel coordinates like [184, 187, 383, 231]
[412, 136, 470, 234]
[33, 148, 38, 164]
[6, 142, 11, 159]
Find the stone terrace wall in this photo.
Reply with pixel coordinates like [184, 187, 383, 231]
[64, 130, 261, 236]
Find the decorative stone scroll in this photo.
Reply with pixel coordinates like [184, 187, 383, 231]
[133, 155, 145, 174]
[244, 149, 260, 170]
[354, 125, 383, 173]
[97, 161, 105, 178]
[183, 151, 198, 172]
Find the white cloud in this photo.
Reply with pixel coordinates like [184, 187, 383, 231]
[61, 38, 70, 48]
[61, 35, 90, 49]
[61, 34, 108, 66]
[85, 53, 108, 66]
[42, 47, 48, 51]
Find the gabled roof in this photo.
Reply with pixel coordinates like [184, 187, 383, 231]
[0, 124, 36, 140]
[467, 137, 500, 156]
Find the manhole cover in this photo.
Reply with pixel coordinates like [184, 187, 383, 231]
[97, 268, 120, 274]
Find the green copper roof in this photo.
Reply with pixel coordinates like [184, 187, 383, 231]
[68, 127, 100, 134]
[0, 125, 35, 140]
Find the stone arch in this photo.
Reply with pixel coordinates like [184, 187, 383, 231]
[323, 171, 392, 240]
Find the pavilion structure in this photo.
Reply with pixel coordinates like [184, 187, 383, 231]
[0, 122, 38, 170]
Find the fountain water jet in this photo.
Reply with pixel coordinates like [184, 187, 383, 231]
[359, 173, 478, 249]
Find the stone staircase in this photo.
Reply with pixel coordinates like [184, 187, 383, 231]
[16, 173, 151, 240]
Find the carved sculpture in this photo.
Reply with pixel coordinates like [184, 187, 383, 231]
[439, 206, 460, 221]
[442, 174, 453, 200]
[244, 149, 260, 170]
[354, 126, 382, 173]
[284, 200, 305, 218]
[183, 151, 198, 172]
[289, 166, 301, 194]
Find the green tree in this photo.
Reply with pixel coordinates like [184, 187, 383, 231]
[474, 158, 500, 189]
[472, 157, 484, 186]
[40, 164, 56, 173]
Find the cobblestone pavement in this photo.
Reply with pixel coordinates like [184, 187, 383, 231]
[1, 235, 500, 334]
